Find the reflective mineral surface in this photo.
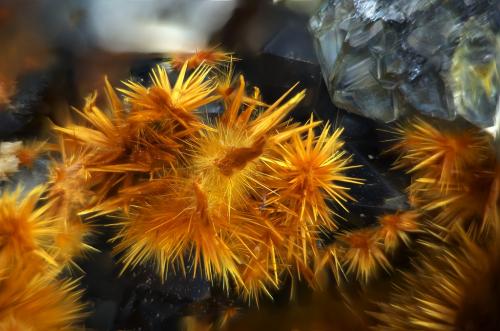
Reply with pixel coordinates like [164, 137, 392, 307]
[309, 0, 500, 126]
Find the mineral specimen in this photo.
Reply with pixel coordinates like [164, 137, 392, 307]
[309, 0, 500, 127]
[451, 18, 500, 128]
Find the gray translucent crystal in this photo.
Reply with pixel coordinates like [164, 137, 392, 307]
[451, 18, 500, 128]
[354, 0, 437, 22]
[309, 0, 354, 82]
[400, 71, 454, 119]
[310, 0, 399, 121]
[332, 55, 397, 122]
[310, 0, 500, 128]
[405, 7, 462, 61]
